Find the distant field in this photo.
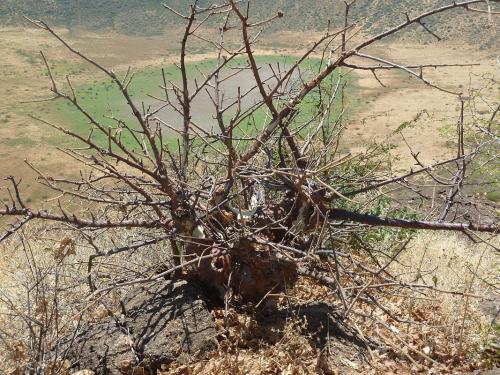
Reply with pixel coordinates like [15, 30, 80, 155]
[17, 55, 352, 151]
[0, 28, 351, 205]
[0, 27, 498, 209]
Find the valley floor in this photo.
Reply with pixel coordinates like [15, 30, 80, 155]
[0, 27, 497, 203]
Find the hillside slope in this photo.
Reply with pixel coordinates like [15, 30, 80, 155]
[0, 1, 497, 47]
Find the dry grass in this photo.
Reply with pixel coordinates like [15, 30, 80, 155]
[0, 226, 498, 374]
[342, 42, 500, 170]
[392, 232, 499, 365]
[0, 223, 175, 374]
[359, 232, 499, 373]
[397, 232, 498, 319]
[163, 233, 499, 375]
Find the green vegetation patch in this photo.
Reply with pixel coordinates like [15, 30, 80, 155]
[21, 55, 357, 153]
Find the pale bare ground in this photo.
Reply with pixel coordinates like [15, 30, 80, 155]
[343, 42, 499, 170]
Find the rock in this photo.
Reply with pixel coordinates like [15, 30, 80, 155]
[480, 293, 500, 323]
[56, 281, 217, 374]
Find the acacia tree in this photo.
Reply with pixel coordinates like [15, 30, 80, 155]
[1, 0, 498, 309]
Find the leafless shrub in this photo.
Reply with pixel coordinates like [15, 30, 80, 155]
[0, 0, 499, 371]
